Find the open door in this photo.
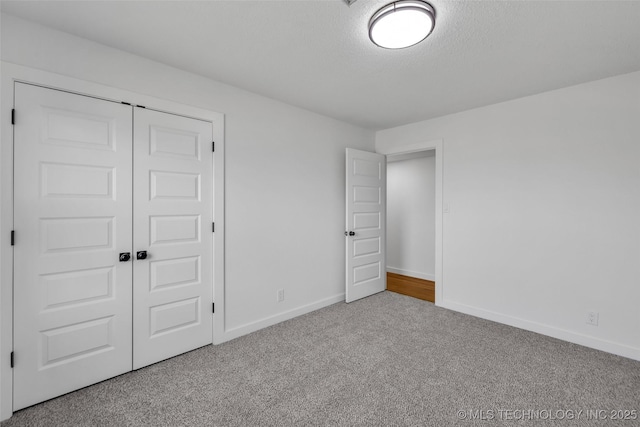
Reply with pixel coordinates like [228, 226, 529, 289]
[345, 148, 386, 303]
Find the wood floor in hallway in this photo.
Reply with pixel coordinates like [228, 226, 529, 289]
[386, 272, 435, 303]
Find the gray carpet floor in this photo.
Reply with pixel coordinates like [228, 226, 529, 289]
[3, 291, 640, 426]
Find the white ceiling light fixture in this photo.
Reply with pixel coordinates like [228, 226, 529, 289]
[369, 1, 436, 49]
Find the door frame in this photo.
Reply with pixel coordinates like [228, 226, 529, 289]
[0, 62, 226, 420]
[376, 139, 443, 305]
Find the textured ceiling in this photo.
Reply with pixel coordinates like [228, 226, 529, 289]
[2, 0, 640, 130]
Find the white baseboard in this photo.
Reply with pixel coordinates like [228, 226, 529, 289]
[216, 293, 345, 344]
[438, 298, 640, 362]
[386, 267, 435, 282]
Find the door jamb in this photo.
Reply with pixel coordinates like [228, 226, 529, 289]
[0, 62, 226, 421]
[376, 139, 443, 304]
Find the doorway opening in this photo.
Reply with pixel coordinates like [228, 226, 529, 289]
[376, 139, 445, 305]
[386, 150, 436, 302]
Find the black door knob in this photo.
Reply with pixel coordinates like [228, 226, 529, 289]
[119, 252, 131, 262]
[136, 251, 148, 260]
[349, 231, 355, 236]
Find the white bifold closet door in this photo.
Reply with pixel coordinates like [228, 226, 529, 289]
[12, 83, 213, 410]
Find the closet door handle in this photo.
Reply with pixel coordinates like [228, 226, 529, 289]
[119, 252, 131, 262]
[136, 251, 148, 260]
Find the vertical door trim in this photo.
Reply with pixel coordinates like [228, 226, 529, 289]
[376, 139, 444, 304]
[0, 62, 225, 421]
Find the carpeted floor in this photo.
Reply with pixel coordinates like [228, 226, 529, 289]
[3, 291, 640, 426]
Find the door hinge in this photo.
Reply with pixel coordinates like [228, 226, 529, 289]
[121, 101, 131, 106]
[136, 105, 146, 109]
[10, 230, 15, 246]
[212, 141, 215, 152]
[11, 109, 15, 125]
[212, 222, 215, 233]
[212, 303, 215, 314]
[10, 352, 14, 368]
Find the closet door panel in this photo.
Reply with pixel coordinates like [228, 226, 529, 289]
[13, 83, 133, 410]
[133, 108, 213, 369]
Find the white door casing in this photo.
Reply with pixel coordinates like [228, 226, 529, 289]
[13, 83, 133, 410]
[345, 148, 387, 303]
[132, 108, 214, 369]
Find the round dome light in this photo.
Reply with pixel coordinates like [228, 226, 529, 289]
[369, 1, 436, 49]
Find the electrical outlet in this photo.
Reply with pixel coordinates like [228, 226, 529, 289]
[277, 289, 285, 303]
[586, 311, 599, 326]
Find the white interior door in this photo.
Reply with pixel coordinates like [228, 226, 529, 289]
[345, 148, 387, 303]
[13, 83, 133, 410]
[132, 108, 213, 369]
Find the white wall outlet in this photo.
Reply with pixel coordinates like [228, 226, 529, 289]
[277, 289, 285, 303]
[586, 311, 599, 326]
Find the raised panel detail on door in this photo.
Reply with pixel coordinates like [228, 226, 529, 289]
[150, 127, 200, 160]
[150, 215, 200, 245]
[150, 256, 200, 291]
[43, 107, 115, 150]
[353, 158, 381, 178]
[353, 237, 381, 258]
[40, 266, 114, 310]
[13, 83, 133, 410]
[353, 262, 381, 285]
[41, 317, 114, 367]
[353, 212, 380, 231]
[41, 163, 114, 198]
[133, 108, 213, 369]
[40, 217, 114, 253]
[150, 171, 200, 200]
[149, 297, 200, 337]
[353, 186, 380, 204]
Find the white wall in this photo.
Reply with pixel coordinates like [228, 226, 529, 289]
[377, 71, 640, 360]
[0, 14, 374, 336]
[387, 153, 436, 280]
